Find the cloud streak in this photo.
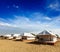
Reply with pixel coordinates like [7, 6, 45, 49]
[48, 0, 60, 11]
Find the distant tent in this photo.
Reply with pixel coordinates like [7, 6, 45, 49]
[22, 33, 35, 40]
[13, 34, 22, 41]
[36, 30, 57, 44]
[13, 34, 20, 37]
[22, 33, 35, 37]
[4, 34, 13, 40]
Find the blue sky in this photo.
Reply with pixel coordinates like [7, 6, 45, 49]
[0, 0, 60, 35]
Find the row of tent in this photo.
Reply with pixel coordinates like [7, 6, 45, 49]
[0, 30, 58, 44]
[2, 33, 35, 40]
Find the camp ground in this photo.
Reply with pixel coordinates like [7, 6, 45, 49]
[0, 30, 58, 45]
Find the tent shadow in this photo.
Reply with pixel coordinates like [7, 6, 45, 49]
[26, 41, 41, 45]
[26, 41, 55, 45]
[13, 39, 23, 42]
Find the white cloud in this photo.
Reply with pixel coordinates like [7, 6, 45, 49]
[48, 0, 60, 11]
[13, 4, 19, 8]
[30, 12, 52, 21]
[12, 15, 51, 29]
[0, 22, 17, 27]
[0, 18, 17, 27]
[44, 17, 52, 20]
[49, 16, 60, 26]
[0, 13, 60, 35]
[16, 6, 19, 8]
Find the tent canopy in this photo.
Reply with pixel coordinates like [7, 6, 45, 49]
[23, 33, 35, 37]
[38, 30, 56, 37]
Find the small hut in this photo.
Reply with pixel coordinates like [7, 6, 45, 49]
[36, 30, 57, 44]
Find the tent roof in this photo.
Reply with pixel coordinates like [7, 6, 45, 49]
[4, 34, 11, 37]
[4, 34, 21, 37]
[13, 34, 20, 37]
[38, 30, 56, 36]
[23, 33, 35, 37]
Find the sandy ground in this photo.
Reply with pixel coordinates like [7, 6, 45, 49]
[0, 39, 60, 52]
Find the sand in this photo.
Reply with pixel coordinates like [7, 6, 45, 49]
[0, 39, 60, 52]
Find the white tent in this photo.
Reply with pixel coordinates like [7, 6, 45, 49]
[22, 33, 35, 40]
[38, 30, 57, 37]
[4, 34, 13, 40]
[15, 36, 22, 41]
[13, 34, 22, 40]
[36, 30, 57, 44]
[13, 34, 20, 37]
[23, 33, 35, 37]
[4, 34, 11, 37]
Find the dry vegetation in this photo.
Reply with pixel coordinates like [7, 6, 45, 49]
[0, 39, 60, 52]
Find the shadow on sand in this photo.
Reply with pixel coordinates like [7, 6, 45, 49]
[26, 41, 55, 45]
[13, 39, 23, 42]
